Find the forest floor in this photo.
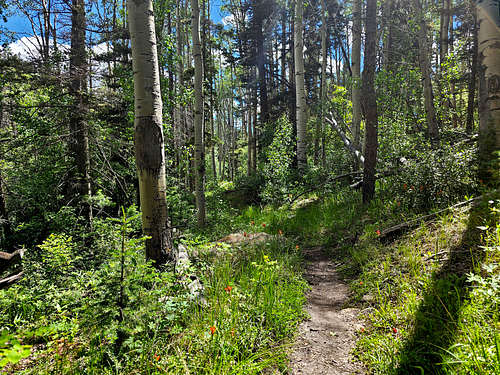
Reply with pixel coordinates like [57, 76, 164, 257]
[289, 246, 365, 375]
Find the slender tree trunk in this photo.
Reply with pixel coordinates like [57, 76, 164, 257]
[440, 0, 450, 67]
[466, 0, 478, 134]
[362, 0, 378, 203]
[69, 0, 92, 224]
[319, 0, 328, 168]
[294, 0, 307, 171]
[477, 0, 500, 183]
[191, 0, 206, 226]
[128, 0, 173, 263]
[351, 0, 362, 155]
[414, 0, 440, 146]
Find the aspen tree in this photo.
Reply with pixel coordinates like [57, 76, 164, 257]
[294, 0, 307, 171]
[477, 0, 500, 182]
[128, 0, 173, 263]
[191, 0, 206, 226]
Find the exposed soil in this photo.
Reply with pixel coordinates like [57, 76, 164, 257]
[289, 247, 365, 375]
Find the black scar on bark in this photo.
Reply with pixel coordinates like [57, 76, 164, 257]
[134, 116, 164, 171]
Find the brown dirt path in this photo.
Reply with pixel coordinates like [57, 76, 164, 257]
[289, 247, 365, 375]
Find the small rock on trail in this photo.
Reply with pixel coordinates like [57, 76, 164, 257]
[289, 246, 365, 375]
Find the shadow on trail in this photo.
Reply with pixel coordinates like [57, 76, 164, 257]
[396, 200, 492, 374]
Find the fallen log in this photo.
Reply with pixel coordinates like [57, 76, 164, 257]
[325, 115, 365, 166]
[379, 196, 484, 241]
[0, 271, 23, 290]
[0, 248, 24, 274]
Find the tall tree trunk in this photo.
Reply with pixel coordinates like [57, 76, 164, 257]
[351, 0, 362, 155]
[440, 0, 450, 67]
[294, 0, 307, 171]
[414, 0, 440, 146]
[128, 0, 173, 263]
[362, 0, 378, 203]
[191, 0, 206, 227]
[69, 0, 92, 224]
[477, 0, 500, 183]
[466, 0, 478, 134]
[319, 0, 328, 167]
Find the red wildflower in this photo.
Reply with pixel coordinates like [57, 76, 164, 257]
[154, 354, 161, 361]
[376, 229, 381, 236]
[359, 281, 363, 285]
[224, 285, 232, 293]
[209, 326, 216, 335]
[403, 183, 407, 190]
[250, 221, 255, 225]
[360, 327, 365, 333]
[243, 232, 248, 237]
[392, 327, 398, 334]
[262, 223, 266, 228]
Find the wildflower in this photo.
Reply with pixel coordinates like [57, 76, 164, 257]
[359, 281, 363, 285]
[224, 285, 232, 293]
[231, 328, 236, 337]
[419, 185, 424, 191]
[403, 183, 407, 190]
[262, 223, 266, 228]
[278, 229, 283, 236]
[397, 201, 401, 207]
[295, 245, 299, 250]
[376, 229, 381, 236]
[392, 327, 398, 334]
[243, 232, 248, 237]
[154, 354, 161, 361]
[250, 221, 255, 225]
[209, 326, 216, 335]
[263, 255, 270, 263]
[360, 327, 365, 333]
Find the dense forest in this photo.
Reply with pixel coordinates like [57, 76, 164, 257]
[0, 0, 498, 373]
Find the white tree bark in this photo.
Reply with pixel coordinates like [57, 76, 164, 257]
[191, 0, 206, 226]
[295, 0, 307, 171]
[477, 0, 500, 181]
[128, 0, 173, 263]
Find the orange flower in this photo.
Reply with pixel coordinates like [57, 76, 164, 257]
[360, 327, 365, 333]
[209, 326, 216, 335]
[376, 229, 381, 236]
[154, 354, 161, 361]
[224, 285, 232, 293]
[295, 245, 299, 250]
[392, 327, 398, 334]
[403, 183, 407, 190]
[262, 223, 266, 228]
[231, 328, 236, 337]
[359, 281, 363, 285]
[278, 229, 283, 236]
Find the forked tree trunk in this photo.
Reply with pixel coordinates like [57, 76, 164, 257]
[69, 0, 92, 224]
[128, 0, 173, 263]
[477, 0, 500, 183]
[362, 0, 378, 203]
[294, 0, 307, 171]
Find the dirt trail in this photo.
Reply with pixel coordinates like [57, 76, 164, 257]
[289, 247, 365, 375]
